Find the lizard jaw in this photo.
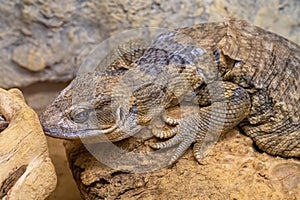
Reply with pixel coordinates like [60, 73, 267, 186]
[42, 124, 118, 139]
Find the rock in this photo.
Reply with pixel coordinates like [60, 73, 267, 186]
[0, 0, 300, 88]
[12, 44, 50, 72]
[0, 88, 57, 199]
[65, 126, 300, 199]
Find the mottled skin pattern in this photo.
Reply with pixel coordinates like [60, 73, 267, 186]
[40, 19, 300, 164]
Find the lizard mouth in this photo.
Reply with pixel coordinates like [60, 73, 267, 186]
[42, 124, 118, 139]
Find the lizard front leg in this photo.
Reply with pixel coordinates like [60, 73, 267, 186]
[151, 81, 251, 164]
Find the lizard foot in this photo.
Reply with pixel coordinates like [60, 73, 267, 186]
[152, 122, 217, 164]
[151, 81, 251, 165]
[150, 115, 199, 165]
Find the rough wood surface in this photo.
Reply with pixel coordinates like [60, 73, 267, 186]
[0, 88, 57, 200]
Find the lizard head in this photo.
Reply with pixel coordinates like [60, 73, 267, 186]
[40, 38, 150, 141]
[40, 70, 127, 140]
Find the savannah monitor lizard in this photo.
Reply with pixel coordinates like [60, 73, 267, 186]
[40, 19, 300, 165]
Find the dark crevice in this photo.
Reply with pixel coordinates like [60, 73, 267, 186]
[118, 187, 136, 197]
[252, 142, 264, 154]
[111, 171, 129, 177]
[0, 114, 9, 132]
[0, 165, 28, 199]
[99, 178, 110, 185]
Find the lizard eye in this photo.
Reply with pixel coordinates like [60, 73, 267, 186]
[71, 108, 89, 123]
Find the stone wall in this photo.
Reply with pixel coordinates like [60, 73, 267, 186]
[0, 0, 299, 88]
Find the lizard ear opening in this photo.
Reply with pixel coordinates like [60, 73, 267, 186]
[116, 105, 126, 123]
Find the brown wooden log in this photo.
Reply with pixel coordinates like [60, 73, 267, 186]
[66, 129, 300, 199]
[0, 88, 57, 199]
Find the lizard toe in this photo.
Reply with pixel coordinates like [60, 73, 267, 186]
[162, 114, 179, 126]
[152, 126, 178, 139]
[167, 137, 195, 165]
[150, 132, 184, 149]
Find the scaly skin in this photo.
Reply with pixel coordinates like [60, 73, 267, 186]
[40, 39, 148, 141]
[40, 19, 300, 164]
